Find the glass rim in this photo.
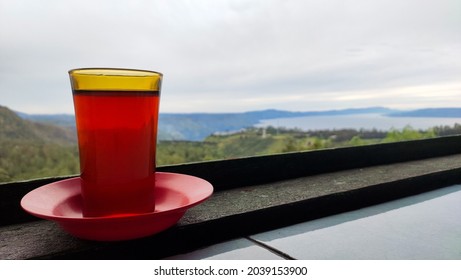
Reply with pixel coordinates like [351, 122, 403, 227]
[69, 68, 163, 77]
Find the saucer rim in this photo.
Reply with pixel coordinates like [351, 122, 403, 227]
[20, 172, 213, 222]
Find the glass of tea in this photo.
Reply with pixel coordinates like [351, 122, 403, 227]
[69, 68, 162, 217]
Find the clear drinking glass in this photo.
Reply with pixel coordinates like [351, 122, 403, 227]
[69, 68, 162, 217]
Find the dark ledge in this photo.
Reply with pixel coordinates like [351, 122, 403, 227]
[1, 135, 461, 259]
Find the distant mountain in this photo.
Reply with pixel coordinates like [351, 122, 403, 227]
[17, 111, 76, 127]
[9, 106, 461, 141]
[14, 107, 396, 141]
[388, 108, 461, 118]
[158, 109, 296, 140]
[158, 107, 397, 140]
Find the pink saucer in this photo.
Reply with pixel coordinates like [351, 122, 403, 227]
[21, 172, 213, 241]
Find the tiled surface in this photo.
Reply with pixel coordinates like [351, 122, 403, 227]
[168, 185, 461, 260]
[165, 238, 284, 260]
[252, 184, 461, 259]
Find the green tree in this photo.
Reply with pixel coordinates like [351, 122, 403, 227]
[384, 126, 436, 143]
[0, 167, 11, 182]
[349, 135, 366, 146]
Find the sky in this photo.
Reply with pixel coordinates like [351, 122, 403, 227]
[0, 0, 460, 114]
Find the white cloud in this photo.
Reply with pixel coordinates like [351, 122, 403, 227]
[0, 0, 460, 113]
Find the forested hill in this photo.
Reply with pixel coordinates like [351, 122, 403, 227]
[0, 105, 79, 182]
[0, 105, 76, 145]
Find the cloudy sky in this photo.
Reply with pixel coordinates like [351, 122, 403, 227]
[0, 0, 460, 114]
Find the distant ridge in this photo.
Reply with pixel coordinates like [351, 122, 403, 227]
[158, 107, 396, 140]
[16, 111, 76, 127]
[388, 108, 461, 118]
[8, 105, 461, 141]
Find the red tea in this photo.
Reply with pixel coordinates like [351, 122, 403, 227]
[72, 90, 160, 217]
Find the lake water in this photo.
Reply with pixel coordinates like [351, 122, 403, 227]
[256, 114, 461, 131]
